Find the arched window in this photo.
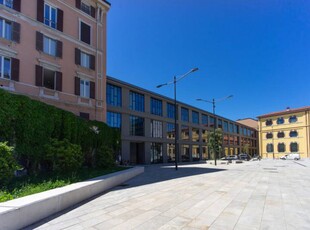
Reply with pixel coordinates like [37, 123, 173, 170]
[278, 143, 286, 152]
[290, 142, 298, 152]
[289, 115, 297, 123]
[277, 132, 285, 138]
[289, 130, 298, 138]
[277, 117, 284, 124]
[265, 119, 273, 126]
[266, 133, 273, 139]
[266, 144, 273, 153]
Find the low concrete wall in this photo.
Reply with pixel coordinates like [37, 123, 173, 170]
[0, 166, 144, 230]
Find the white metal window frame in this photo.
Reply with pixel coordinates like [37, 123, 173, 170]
[0, 18, 12, 40]
[80, 79, 90, 98]
[44, 3, 57, 29]
[80, 51, 90, 68]
[43, 35, 57, 56]
[0, 0, 13, 8]
[0, 55, 11, 79]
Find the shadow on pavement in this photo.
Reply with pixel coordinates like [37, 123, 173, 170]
[112, 163, 226, 190]
[24, 163, 225, 229]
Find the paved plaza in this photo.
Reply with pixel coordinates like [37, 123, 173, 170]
[26, 159, 310, 230]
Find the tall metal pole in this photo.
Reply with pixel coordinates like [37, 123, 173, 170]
[174, 76, 178, 170]
[213, 99, 217, 166]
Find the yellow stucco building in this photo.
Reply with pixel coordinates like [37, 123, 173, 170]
[258, 107, 310, 159]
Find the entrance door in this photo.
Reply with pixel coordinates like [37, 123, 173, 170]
[130, 142, 145, 164]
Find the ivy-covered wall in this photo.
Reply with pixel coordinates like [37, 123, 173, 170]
[0, 89, 120, 173]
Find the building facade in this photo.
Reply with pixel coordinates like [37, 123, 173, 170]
[107, 76, 258, 164]
[258, 107, 310, 159]
[0, 0, 110, 121]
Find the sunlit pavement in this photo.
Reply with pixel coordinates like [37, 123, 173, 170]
[26, 159, 310, 230]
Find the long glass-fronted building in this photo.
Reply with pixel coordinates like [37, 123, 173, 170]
[107, 76, 258, 164]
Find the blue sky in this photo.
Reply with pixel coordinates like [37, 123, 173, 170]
[107, 0, 310, 120]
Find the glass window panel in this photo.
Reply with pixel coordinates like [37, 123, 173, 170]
[150, 143, 163, 164]
[4, 21, 11, 40]
[181, 144, 190, 162]
[167, 144, 175, 162]
[202, 114, 208, 126]
[290, 142, 298, 152]
[192, 111, 199, 124]
[107, 111, 121, 129]
[192, 128, 199, 142]
[106, 83, 122, 107]
[181, 125, 189, 140]
[181, 107, 189, 122]
[130, 115, 144, 136]
[192, 145, 200, 161]
[151, 98, 162, 116]
[151, 120, 163, 138]
[278, 143, 285, 152]
[167, 103, 175, 119]
[130, 91, 144, 112]
[3, 57, 10, 79]
[43, 68, 55, 90]
[166, 123, 175, 139]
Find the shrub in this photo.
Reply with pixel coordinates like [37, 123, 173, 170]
[0, 142, 18, 185]
[95, 145, 115, 168]
[45, 139, 83, 172]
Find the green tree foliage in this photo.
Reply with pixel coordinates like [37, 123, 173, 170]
[207, 128, 223, 160]
[45, 139, 83, 172]
[0, 142, 19, 185]
[242, 143, 250, 154]
[0, 89, 121, 175]
[95, 145, 115, 168]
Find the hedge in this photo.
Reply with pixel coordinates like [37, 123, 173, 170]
[0, 89, 120, 174]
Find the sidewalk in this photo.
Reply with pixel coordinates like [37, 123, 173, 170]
[26, 160, 310, 230]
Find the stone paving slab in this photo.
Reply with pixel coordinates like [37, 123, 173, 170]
[25, 159, 310, 230]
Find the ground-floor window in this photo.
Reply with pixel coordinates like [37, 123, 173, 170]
[167, 144, 175, 162]
[290, 142, 298, 152]
[202, 146, 208, 160]
[150, 143, 163, 164]
[181, 144, 190, 162]
[192, 145, 200, 161]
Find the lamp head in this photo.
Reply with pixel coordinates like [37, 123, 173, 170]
[191, 67, 199, 72]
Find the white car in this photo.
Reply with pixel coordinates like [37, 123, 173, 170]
[280, 153, 300, 160]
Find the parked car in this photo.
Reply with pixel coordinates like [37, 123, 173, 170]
[221, 155, 238, 160]
[238, 153, 251, 161]
[280, 153, 300, 160]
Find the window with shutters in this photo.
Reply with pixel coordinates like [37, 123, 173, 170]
[0, 0, 13, 8]
[80, 51, 91, 68]
[76, 0, 95, 18]
[80, 21, 91, 45]
[81, 2, 91, 15]
[0, 18, 12, 40]
[36, 65, 61, 91]
[43, 36, 57, 56]
[36, 32, 62, 58]
[43, 68, 56, 90]
[0, 55, 11, 79]
[80, 79, 90, 98]
[44, 3, 57, 29]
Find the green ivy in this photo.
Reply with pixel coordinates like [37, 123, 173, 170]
[0, 89, 120, 176]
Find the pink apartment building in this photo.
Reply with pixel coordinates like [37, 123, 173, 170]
[0, 0, 110, 121]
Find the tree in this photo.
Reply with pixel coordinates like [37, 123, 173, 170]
[207, 128, 223, 160]
[242, 143, 250, 155]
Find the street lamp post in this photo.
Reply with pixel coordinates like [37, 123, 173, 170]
[197, 95, 233, 166]
[157, 68, 199, 170]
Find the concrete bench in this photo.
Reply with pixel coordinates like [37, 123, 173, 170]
[0, 166, 144, 230]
